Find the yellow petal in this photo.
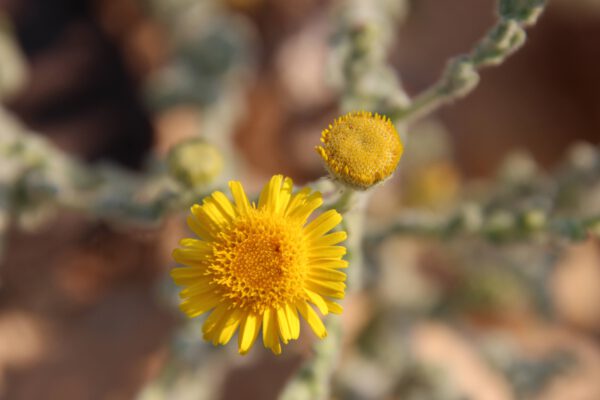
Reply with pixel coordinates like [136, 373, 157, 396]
[304, 288, 329, 315]
[284, 187, 311, 216]
[258, 175, 283, 212]
[179, 238, 211, 250]
[306, 279, 345, 299]
[202, 305, 229, 336]
[310, 231, 347, 246]
[271, 338, 282, 355]
[304, 210, 342, 239]
[180, 294, 219, 318]
[308, 266, 346, 282]
[288, 192, 323, 223]
[216, 309, 242, 345]
[285, 303, 300, 340]
[229, 181, 251, 216]
[297, 301, 327, 339]
[263, 308, 282, 355]
[170, 266, 205, 281]
[179, 279, 212, 298]
[325, 300, 343, 315]
[312, 259, 349, 269]
[277, 177, 294, 214]
[308, 279, 345, 291]
[191, 204, 227, 239]
[308, 246, 346, 260]
[208, 191, 235, 221]
[276, 306, 292, 343]
[186, 215, 213, 240]
[172, 247, 210, 266]
[238, 312, 261, 355]
[171, 274, 207, 286]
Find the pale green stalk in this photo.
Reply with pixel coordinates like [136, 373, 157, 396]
[366, 209, 600, 245]
[392, 0, 547, 124]
[279, 317, 343, 400]
[0, 116, 215, 227]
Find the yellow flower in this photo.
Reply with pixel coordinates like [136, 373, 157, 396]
[316, 111, 403, 190]
[171, 175, 347, 355]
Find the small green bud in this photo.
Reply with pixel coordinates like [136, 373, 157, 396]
[473, 20, 526, 66]
[499, 0, 546, 26]
[167, 138, 223, 187]
[522, 209, 546, 231]
[439, 57, 480, 98]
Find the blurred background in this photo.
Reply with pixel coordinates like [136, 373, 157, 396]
[1, 0, 600, 399]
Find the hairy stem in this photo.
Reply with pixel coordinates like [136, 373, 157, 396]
[392, 0, 547, 124]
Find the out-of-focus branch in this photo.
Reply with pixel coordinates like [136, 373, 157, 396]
[366, 208, 600, 246]
[0, 109, 222, 232]
[392, 0, 547, 123]
[0, 4, 251, 267]
[331, 0, 411, 117]
[367, 143, 600, 245]
[279, 318, 343, 400]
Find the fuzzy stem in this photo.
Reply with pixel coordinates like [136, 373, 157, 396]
[279, 317, 343, 400]
[366, 210, 600, 246]
[391, 0, 547, 124]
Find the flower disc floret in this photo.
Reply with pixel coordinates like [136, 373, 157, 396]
[171, 175, 348, 355]
[211, 210, 308, 314]
[316, 111, 403, 190]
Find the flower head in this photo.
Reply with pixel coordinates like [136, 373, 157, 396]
[171, 175, 347, 355]
[316, 111, 403, 190]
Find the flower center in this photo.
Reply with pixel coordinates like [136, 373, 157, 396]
[209, 211, 307, 313]
[316, 111, 403, 189]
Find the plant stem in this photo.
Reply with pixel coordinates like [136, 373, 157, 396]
[391, 0, 547, 124]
